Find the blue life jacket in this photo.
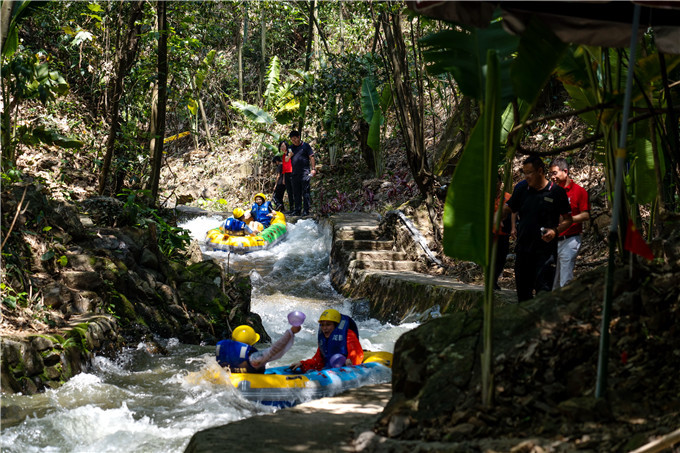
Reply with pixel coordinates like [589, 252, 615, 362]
[224, 217, 247, 233]
[317, 315, 359, 368]
[215, 339, 261, 373]
[251, 201, 272, 227]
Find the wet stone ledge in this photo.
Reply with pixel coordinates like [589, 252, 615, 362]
[0, 315, 123, 395]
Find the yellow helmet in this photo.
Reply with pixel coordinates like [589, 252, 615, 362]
[233, 207, 245, 218]
[232, 325, 260, 345]
[318, 309, 341, 324]
[254, 193, 267, 202]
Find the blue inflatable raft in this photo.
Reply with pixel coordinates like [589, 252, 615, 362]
[229, 351, 393, 408]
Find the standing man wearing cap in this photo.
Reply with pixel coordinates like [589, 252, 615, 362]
[548, 157, 590, 288]
[288, 130, 316, 216]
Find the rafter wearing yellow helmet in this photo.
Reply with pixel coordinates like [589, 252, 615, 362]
[289, 309, 363, 372]
[223, 208, 254, 236]
[250, 192, 276, 228]
[216, 321, 301, 374]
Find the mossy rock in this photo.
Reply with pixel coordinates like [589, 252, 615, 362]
[112, 292, 137, 325]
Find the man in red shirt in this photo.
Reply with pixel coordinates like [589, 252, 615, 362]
[549, 157, 590, 288]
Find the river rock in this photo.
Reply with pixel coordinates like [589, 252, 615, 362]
[140, 247, 159, 270]
[81, 196, 125, 227]
[30, 335, 54, 352]
[1, 340, 23, 368]
[377, 297, 562, 438]
[43, 283, 71, 309]
[61, 270, 104, 291]
[22, 345, 44, 377]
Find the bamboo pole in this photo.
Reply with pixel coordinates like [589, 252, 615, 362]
[628, 427, 680, 453]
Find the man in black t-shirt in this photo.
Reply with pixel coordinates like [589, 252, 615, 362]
[502, 155, 573, 302]
[288, 130, 316, 216]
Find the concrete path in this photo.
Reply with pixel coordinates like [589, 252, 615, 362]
[184, 383, 392, 453]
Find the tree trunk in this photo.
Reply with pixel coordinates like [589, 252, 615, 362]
[298, 0, 316, 133]
[432, 96, 478, 178]
[338, 3, 344, 54]
[237, 7, 244, 100]
[148, 0, 168, 205]
[198, 95, 214, 154]
[259, 7, 266, 102]
[0, 0, 13, 54]
[98, 1, 145, 195]
[379, 7, 440, 240]
[304, 0, 316, 73]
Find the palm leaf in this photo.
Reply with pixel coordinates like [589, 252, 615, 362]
[264, 56, 281, 108]
[231, 101, 274, 124]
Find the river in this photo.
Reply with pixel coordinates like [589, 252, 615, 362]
[1, 217, 417, 453]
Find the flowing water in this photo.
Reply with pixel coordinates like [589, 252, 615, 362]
[1, 217, 418, 453]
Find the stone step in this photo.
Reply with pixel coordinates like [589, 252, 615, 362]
[350, 251, 408, 261]
[349, 259, 422, 272]
[337, 239, 393, 251]
[335, 227, 381, 241]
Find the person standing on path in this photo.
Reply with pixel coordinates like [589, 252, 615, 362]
[502, 155, 573, 302]
[272, 155, 286, 211]
[280, 141, 294, 212]
[548, 157, 590, 288]
[288, 130, 316, 216]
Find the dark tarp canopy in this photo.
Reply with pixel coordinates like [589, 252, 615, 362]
[407, 1, 680, 54]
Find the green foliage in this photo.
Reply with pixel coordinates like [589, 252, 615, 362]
[1, 1, 32, 59]
[16, 124, 83, 149]
[556, 44, 680, 212]
[443, 50, 501, 266]
[361, 77, 381, 151]
[119, 189, 191, 258]
[36, 333, 76, 350]
[1, 282, 27, 309]
[264, 56, 282, 108]
[421, 14, 519, 103]
[231, 101, 275, 125]
[3, 51, 69, 104]
[68, 323, 91, 354]
[306, 53, 385, 169]
[432, 15, 566, 265]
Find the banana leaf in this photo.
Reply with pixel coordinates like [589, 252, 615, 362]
[361, 77, 379, 123]
[420, 16, 519, 103]
[368, 109, 382, 153]
[231, 101, 274, 124]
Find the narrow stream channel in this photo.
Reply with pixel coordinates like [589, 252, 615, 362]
[1, 217, 417, 453]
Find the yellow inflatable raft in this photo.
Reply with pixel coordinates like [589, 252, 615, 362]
[205, 211, 287, 253]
